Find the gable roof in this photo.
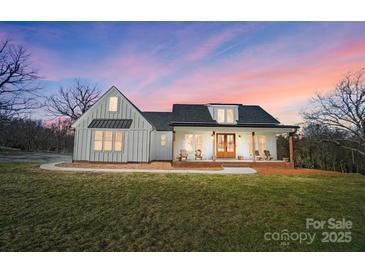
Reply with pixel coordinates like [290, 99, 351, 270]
[169, 103, 298, 129]
[171, 104, 280, 124]
[143, 112, 173, 131]
[71, 86, 153, 129]
[71, 86, 297, 130]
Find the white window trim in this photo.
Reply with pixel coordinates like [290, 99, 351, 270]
[216, 108, 236, 124]
[103, 131, 113, 151]
[108, 96, 118, 112]
[93, 130, 124, 152]
[114, 132, 123, 152]
[94, 131, 103, 151]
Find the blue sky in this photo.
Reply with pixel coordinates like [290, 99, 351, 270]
[1, 22, 365, 123]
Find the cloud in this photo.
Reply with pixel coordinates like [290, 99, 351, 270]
[2, 22, 365, 124]
[134, 36, 365, 123]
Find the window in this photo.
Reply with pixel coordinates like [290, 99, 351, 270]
[160, 134, 166, 146]
[94, 131, 103, 151]
[217, 134, 225, 152]
[115, 132, 123, 151]
[103, 131, 113, 151]
[184, 134, 193, 152]
[226, 109, 234, 123]
[109, 96, 118, 112]
[217, 109, 225, 123]
[217, 108, 235, 123]
[195, 134, 203, 151]
[258, 135, 266, 154]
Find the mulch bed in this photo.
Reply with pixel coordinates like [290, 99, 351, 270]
[56, 162, 352, 175]
[57, 161, 223, 171]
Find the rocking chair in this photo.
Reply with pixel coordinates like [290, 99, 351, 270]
[195, 149, 203, 160]
[177, 149, 188, 161]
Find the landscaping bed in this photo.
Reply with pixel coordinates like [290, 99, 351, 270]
[57, 161, 224, 170]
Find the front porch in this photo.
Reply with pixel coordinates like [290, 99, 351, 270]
[173, 159, 294, 169]
[172, 126, 295, 168]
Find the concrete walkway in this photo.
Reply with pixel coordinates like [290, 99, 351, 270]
[40, 162, 257, 175]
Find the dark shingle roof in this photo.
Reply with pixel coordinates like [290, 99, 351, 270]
[171, 104, 280, 124]
[168, 104, 297, 128]
[143, 112, 173, 131]
[237, 105, 280, 124]
[88, 119, 132, 128]
[171, 104, 216, 123]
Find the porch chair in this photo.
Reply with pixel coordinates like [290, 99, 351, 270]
[195, 149, 203, 160]
[177, 149, 188, 161]
[264, 150, 273, 160]
[254, 150, 263, 161]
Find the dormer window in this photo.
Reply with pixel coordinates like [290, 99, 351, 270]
[108, 96, 118, 112]
[226, 109, 234, 123]
[217, 109, 225, 123]
[216, 108, 235, 124]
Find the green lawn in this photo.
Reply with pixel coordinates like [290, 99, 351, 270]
[0, 163, 364, 251]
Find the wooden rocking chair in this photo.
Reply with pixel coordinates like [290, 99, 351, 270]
[195, 149, 203, 160]
[255, 150, 263, 161]
[177, 149, 188, 161]
[264, 150, 273, 160]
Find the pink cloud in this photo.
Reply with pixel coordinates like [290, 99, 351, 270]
[185, 27, 246, 62]
[134, 37, 365, 124]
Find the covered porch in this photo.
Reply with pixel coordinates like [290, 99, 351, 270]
[172, 126, 295, 167]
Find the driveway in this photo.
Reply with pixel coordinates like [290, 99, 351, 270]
[0, 152, 72, 163]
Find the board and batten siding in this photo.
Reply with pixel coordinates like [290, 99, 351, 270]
[72, 87, 152, 162]
[150, 131, 173, 161]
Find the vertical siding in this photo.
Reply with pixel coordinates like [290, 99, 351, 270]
[72, 87, 152, 162]
[150, 131, 173, 161]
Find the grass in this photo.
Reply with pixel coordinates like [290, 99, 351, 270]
[0, 162, 364, 251]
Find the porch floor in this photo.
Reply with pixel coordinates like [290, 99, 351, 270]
[186, 159, 286, 163]
[173, 159, 294, 168]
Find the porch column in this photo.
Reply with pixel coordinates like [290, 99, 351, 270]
[251, 132, 256, 162]
[289, 132, 294, 163]
[172, 131, 176, 163]
[212, 131, 216, 161]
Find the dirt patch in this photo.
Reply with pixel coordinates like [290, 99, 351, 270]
[255, 167, 349, 176]
[57, 161, 223, 171]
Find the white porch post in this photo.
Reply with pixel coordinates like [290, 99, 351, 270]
[172, 131, 176, 163]
[212, 131, 216, 161]
[252, 131, 256, 162]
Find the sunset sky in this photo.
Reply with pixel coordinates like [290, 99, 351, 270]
[1, 22, 365, 124]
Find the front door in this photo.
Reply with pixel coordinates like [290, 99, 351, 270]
[216, 133, 236, 158]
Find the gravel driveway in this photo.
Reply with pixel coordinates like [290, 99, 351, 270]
[0, 152, 72, 163]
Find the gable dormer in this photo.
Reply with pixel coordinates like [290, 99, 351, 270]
[207, 104, 239, 124]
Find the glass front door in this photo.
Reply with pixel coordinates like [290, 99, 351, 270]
[216, 133, 236, 158]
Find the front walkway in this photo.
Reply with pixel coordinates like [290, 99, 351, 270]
[40, 162, 257, 174]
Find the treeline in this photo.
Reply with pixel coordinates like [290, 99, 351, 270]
[278, 126, 365, 174]
[0, 118, 74, 153]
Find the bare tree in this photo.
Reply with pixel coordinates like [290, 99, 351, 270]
[47, 79, 101, 121]
[302, 69, 365, 157]
[0, 40, 41, 120]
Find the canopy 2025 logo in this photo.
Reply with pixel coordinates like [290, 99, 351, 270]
[264, 218, 352, 246]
